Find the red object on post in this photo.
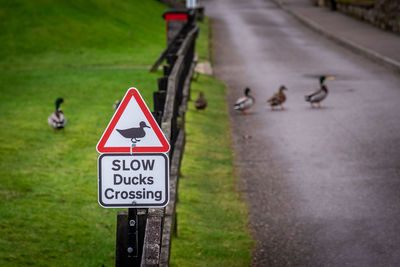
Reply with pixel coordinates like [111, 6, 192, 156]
[163, 10, 190, 45]
[164, 13, 188, 21]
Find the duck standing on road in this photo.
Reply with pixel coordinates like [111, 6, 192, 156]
[305, 76, 334, 108]
[234, 87, 255, 115]
[48, 97, 66, 130]
[267, 85, 287, 110]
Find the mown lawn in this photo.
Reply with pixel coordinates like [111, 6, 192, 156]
[0, 67, 161, 266]
[0, 0, 166, 266]
[0, 0, 166, 69]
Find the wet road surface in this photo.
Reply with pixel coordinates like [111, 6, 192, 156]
[202, 0, 400, 266]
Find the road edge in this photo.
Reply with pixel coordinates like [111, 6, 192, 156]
[272, 0, 400, 73]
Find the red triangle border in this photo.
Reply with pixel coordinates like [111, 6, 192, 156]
[96, 88, 170, 153]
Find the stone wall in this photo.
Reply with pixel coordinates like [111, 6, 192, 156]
[335, 0, 400, 34]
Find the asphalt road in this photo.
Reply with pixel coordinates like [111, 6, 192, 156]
[202, 0, 400, 266]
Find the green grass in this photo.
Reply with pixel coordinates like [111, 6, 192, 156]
[196, 17, 211, 63]
[0, 67, 161, 266]
[170, 75, 253, 267]
[0, 0, 167, 266]
[0, 0, 167, 69]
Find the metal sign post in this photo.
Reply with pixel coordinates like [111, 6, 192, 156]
[127, 208, 139, 258]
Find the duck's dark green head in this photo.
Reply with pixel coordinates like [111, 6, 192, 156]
[55, 98, 64, 110]
[244, 87, 251, 96]
[320, 75, 335, 84]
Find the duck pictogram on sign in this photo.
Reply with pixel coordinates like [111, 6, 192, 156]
[96, 88, 170, 153]
[116, 121, 150, 144]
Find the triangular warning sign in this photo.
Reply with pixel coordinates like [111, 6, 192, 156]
[96, 88, 170, 153]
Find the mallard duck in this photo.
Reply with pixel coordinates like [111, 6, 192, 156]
[234, 87, 255, 115]
[113, 100, 121, 110]
[267, 85, 287, 110]
[116, 121, 150, 144]
[194, 91, 208, 110]
[48, 97, 66, 130]
[305, 76, 334, 108]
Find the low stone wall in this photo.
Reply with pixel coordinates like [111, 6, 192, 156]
[335, 0, 400, 34]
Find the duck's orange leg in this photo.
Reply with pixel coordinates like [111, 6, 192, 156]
[243, 109, 249, 115]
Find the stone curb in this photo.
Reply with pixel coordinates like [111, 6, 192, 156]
[273, 1, 400, 73]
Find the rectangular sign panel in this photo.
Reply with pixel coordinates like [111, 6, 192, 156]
[98, 153, 169, 208]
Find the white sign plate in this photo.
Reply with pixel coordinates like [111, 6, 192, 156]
[98, 153, 169, 208]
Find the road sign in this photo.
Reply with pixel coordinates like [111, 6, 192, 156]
[97, 88, 170, 154]
[98, 153, 169, 208]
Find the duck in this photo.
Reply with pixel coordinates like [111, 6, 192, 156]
[194, 91, 208, 110]
[305, 76, 334, 108]
[116, 121, 150, 144]
[113, 100, 121, 110]
[267, 85, 287, 110]
[48, 97, 66, 130]
[234, 87, 255, 115]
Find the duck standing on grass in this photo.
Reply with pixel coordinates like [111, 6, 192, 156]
[267, 85, 287, 110]
[234, 87, 255, 115]
[48, 97, 66, 130]
[194, 91, 208, 110]
[305, 76, 335, 108]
